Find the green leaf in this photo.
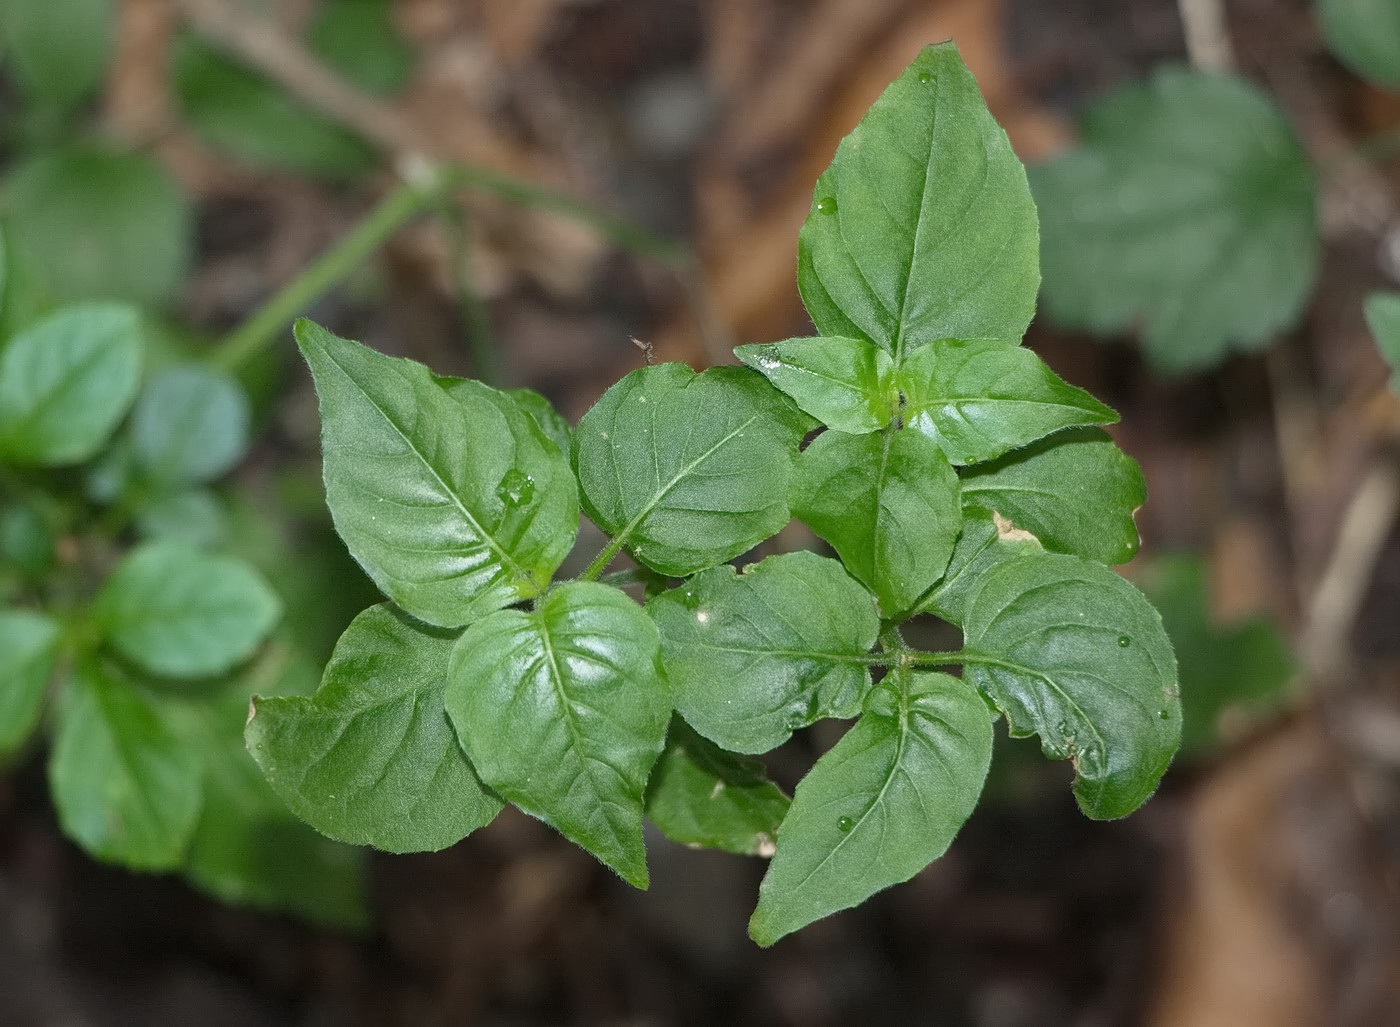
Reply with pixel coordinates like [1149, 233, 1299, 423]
[446, 581, 669, 888]
[310, 0, 415, 96]
[1365, 292, 1400, 393]
[173, 680, 368, 931]
[961, 551, 1181, 819]
[749, 672, 993, 946]
[0, 500, 55, 578]
[129, 364, 250, 487]
[505, 387, 572, 455]
[48, 664, 202, 870]
[792, 428, 961, 617]
[574, 363, 807, 576]
[1319, 0, 1400, 90]
[1140, 555, 1294, 757]
[0, 303, 143, 465]
[246, 603, 501, 853]
[97, 541, 281, 678]
[916, 510, 1040, 624]
[174, 37, 376, 179]
[959, 427, 1145, 566]
[135, 489, 229, 549]
[898, 338, 1117, 465]
[4, 143, 193, 307]
[735, 337, 895, 434]
[798, 42, 1039, 356]
[645, 717, 790, 856]
[1032, 68, 1319, 373]
[648, 552, 880, 754]
[298, 320, 577, 628]
[0, 0, 114, 115]
[0, 609, 61, 757]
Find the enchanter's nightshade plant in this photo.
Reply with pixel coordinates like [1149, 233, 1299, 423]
[247, 42, 1181, 945]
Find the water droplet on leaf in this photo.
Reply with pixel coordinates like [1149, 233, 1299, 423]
[1158, 709, 1171, 720]
[1117, 635, 1131, 647]
[816, 196, 838, 215]
[495, 469, 535, 507]
[836, 816, 855, 832]
[917, 71, 933, 84]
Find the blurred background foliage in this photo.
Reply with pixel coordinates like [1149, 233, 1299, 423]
[0, 0, 1399, 1024]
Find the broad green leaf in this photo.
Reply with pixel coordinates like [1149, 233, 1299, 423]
[1364, 291, 1400, 393]
[97, 541, 281, 678]
[574, 363, 808, 576]
[0, 0, 114, 115]
[735, 336, 895, 434]
[749, 672, 993, 946]
[961, 551, 1181, 819]
[960, 427, 1145, 566]
[505, 387, 572, 455]
[1032, 68, 1318, 373]
[916, 510, 1040, 624]
[0, 303, 143, 465]
[446, 582, 669, 888]
[648, 552, 880, 754]
[174, 37, 376, 179]
[792, 428, 961, 617]
[246, 603, 501, 853]
[135, 489, 229, 549]
[899, 338, 1117, 465]
[298, 320, 577, 628]
[310, 0, 415, 95]
[645, 717, 790, 856]
[129, 364, 250, 487]
[0, 501, 55, 578]
[798, 42, 1039, 357]
[1319, 0, 1400, 90]
[1141, 555, 1294, 757]
[0, 609, 61, 756]
[48, 664, 202, 870]
[4, 144, 193, 307]
[173, 680, 368, 930]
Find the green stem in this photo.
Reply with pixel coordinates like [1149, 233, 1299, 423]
[581, 536, 628, 582]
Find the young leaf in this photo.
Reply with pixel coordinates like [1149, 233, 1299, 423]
[310, 0, 415, 96]
[735, 337, 895, 434]
[898, 338, 1117, 465]
[916, 510, 1041, 624]
[505, 387, 573, 455]
[0, 0, 114, 115]
[961, 551, 1181, 819]
[749, 672, 993, 946]
[0, 609, 61, 757]
[645, 717, 790, 856]
[574, 363, 808, 576]
[1364, 292, 1400, 394]
[0, 303, 143, 466]
[791, 428, 961, 617]
[959, 427, 1145, 566]
[298, 320, 577, 628]
[246, 603, 501, 853]
[97, 541, 281, 678]
[129, 364, 251, 487]
[4, 144, 193, 307]
[648, 552, 880, 754]
[798, 42, 1039, 357]
[1319, 0, 1400, 90]
[48, 664, 202, 870]
[173, 681, 369, 931]
[446, 581, 670, 888]
[1032, 68, 1318, 373]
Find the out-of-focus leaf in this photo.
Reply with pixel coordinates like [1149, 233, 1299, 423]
[1319, 0, 1400, 90]
[1365, 291, 1400, 393]
[309, 0, 414, 95]
[0, 0, 114, 116]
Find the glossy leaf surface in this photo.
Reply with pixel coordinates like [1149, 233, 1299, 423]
[916, 510, 1040, 625]
[962, 552, 1181, 819]
[960, 427, 1145, 566]
[792, 428, 961, 616]
[735, 336, 895, 434]
[97, 541, 281, 678]
[645, 718, 790, 856]
[505, 387, 573, 455]
[1033, 68, 1318, 372]
[649, 552, 879, 754]
[574, 363, 806, 576]
[300, 320, 577, 627]
[798, 42, 1039, 355]
[246, 604, 499, 853]
[446, 582, 669, 887]
[0, 303, 143, 466]
[899, 338, 1116, 464]
[750, 672, 993, 946]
